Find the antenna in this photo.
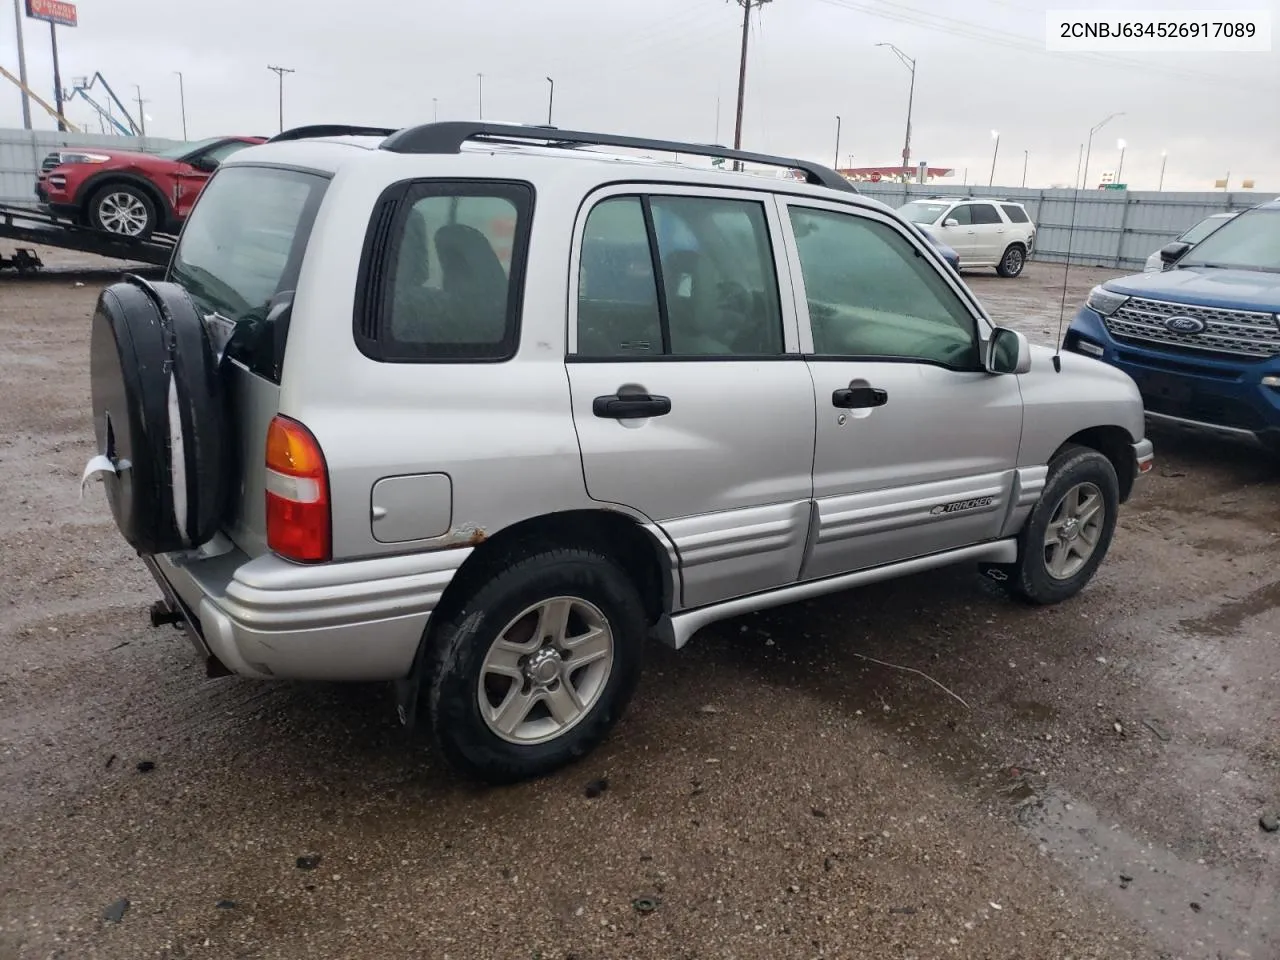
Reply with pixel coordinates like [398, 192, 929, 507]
[1053, 112, 1124, 373]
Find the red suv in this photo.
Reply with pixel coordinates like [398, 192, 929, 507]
[35, 136, 266, 239]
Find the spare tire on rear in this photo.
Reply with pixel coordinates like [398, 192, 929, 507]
[89, 277, 232, 555]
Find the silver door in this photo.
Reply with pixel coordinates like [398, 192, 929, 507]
[934, 203, 976, 263]
[567, 186, 816, 609]
[778, 197, 1023, 581]
[966, 202, 1007, 263]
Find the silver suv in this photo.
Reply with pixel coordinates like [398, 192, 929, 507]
[85, 122, 1153, 783]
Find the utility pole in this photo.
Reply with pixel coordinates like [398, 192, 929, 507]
[174, 71, 187, 140]
[133, 85, 148, 136]
[545, 76, 554, 125]
[11, 0, 31, 129]
[433, 97, 438, 122]
[833, 115, 841, 170]
[1158, 150, 1167, 191]
[50, 20, 65, 131]
[1074, 143, 1083, 189]
[988, 130, 1000, 187]
[1021, 149, 1028, 188]
[875, 43, 916, 184]
[731, 0, 772, 169]
[477, 72, 484, 120]
[267, 65, 295, 134]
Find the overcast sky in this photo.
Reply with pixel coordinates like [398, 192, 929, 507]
[2, 0, 1277, 191]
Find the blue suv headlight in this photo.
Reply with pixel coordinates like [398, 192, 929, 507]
[1086, 285, 1129, 317]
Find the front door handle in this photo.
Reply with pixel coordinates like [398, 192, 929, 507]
[832, 385, 888, 409]
[593, 393, 672, 419]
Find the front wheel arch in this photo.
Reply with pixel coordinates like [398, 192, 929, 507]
[78, 173, 172, 231]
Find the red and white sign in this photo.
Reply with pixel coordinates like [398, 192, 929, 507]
[869, 171, 882, 183]
[25, 0, 77, 27]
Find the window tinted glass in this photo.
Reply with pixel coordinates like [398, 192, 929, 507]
[170, 165, 327, 382]
[1001, 204, 1030, 223]
[789, 206, 979, 368]
[201, 140, 252, 167]
[945, 204, 972, 226]
[577, 197, 663, 357]
[365, 181, 532, 361]
[576, 194, 784, 358]
[969, 203, 1001, 225]
[650, 196, 783, 356]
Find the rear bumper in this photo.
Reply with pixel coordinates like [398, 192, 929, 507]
[144, 538, 471, 681]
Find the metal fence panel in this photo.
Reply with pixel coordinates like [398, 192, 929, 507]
[854, 181, 1271, 271]
[0, 128, 186, 206]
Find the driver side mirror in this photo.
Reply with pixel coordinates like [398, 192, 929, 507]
[1158, 240, 1191, 267]
[986, 327, 1031, 375]
[943, 218, 960, 228]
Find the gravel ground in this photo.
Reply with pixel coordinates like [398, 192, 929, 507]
[1, 260, 1277, 960]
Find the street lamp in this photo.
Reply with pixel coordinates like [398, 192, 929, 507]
[833, 115, 841, 170]
[1116, 138, 1127, 186]
[546, 76, 554, 125]
[433, 97, 438, 122]
[477, 72, 484, 120]
[875, 43, 916, 184]
[1021, 149, 1029, 188]
[1158, 149, 1168, 191]
[988, 129, 1000, 187]
[174, 71, 187, 140]
[1082, 111, 1124, 191]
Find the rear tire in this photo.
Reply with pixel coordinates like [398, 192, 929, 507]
[87, 183, 157, 239]
[986, 446, 1120, 605]
[996, 243, 1026, 278]
[424, 546, 646, 784]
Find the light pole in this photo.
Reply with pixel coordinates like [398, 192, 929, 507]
[546, 76, 554, 125]
[174, 71, 187, 140]
[11, 0, 31, 129]
[1115, 138, 1127, 186]
[1082, 111, 1124, 192]
[432, 97, 438, 122]
[988, 129, 1000, 187]
[477, 73, 484, 120]
[1158, 149, 1168, 191]
[833, 115, 841, 170]
[876, 43, 916, 183]
[1021, 149, 1028, 188]
[267, 65, 295, 134]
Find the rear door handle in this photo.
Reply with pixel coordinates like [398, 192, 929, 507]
[593, 393, 672, 419]
[832, 385, 888, 409]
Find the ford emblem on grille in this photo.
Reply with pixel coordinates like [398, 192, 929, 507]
[1163, 315, 1206, 334]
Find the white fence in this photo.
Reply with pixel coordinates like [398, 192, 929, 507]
[0, 128, 185, 206]
[854, 181, 1273, 271]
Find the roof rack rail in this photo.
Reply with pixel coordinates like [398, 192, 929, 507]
[267, 124, 400, 144]
[379, 121, 857, 193]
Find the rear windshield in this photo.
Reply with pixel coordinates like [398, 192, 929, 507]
[168, 165, 328, 382]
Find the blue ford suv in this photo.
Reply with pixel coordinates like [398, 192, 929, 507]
[1064, 198, 1280, 455]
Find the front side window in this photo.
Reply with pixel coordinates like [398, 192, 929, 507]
[576, 193, 784, 358]
[969, 203, 1002, 225]
[1179, 214, 1232, 245]
[1177, 208, 1280, 272]
[788, 206, 979, 368]
[359, 181, 533, 361]
[945, 204, 972, 226]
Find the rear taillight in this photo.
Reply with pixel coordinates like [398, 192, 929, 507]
[265, 415, 331, 563]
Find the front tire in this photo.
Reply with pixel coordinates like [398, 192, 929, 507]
[1001, 446, 1120, 605]
[996, 243, 1026, 278]
[87, 183, 157, 239]
[424, 546, 646, 784]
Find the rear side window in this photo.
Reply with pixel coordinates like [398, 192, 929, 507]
[1001, 204, 1030, 223]
[356, 181, 533, 362]
[969, 203, 1001, 225]
[169, 165, 328, 383]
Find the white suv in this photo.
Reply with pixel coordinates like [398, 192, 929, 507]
[899, 197, 1036, 278]
[85, 123, 1150, 783]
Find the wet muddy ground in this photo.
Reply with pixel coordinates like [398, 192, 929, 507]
[1, 261, 1277, 960]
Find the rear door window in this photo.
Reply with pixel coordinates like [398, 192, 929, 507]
[169, 164, 328, 383]
[968, 204, 1002, 225]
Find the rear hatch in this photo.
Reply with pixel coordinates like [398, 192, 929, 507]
[166, 162, 329, 557]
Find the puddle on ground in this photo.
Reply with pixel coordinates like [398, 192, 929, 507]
[1179, 580, 1280, 638]
[1004, 785, 1273, 959]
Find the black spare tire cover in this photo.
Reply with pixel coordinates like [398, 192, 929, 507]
[89, 276, 231, 555]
